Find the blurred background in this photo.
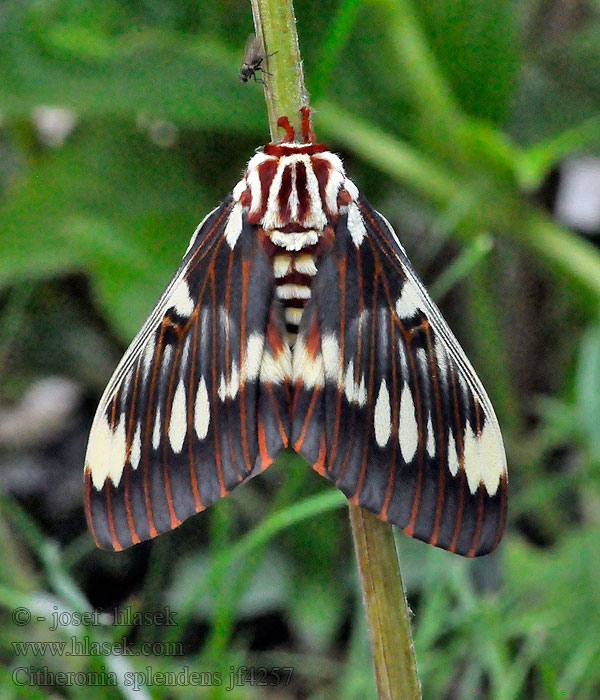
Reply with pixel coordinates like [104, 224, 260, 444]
[1, 0, 600, 698]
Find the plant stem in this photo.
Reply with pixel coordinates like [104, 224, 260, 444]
[349, 506, 421, 700]
[249, 1, 421, 697]
[250, 0, 307, 139]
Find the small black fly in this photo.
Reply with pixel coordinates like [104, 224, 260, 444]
[240, 33, 276, 84]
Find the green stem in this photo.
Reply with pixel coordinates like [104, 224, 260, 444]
[250, 2, 421, 697]
[349, 507, 421, 699]
[250, 0, 307, 139]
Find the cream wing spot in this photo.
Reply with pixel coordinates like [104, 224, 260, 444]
[321, 334, 342, 384]
[194, 377, 210, 440]
[343, 360, 355, 402]
[218, 363, 240, 401]
[141, 339, 156, 383]
[170, 280, 195, 317]
[224, 203, 243, 248]
[260, 346, 292, 385]
[86, 415, 114, 489]
[447, 430, 459, 476]
[292, 336, 324, 389]
[168, 380, 187, 454]
[426, 415, 435, 458]
[374, 380, 392, 447]
[347, 202, 366, 246]
[108, 415, 127, 487]
[478, 422, 505, 496]
[152, 407, 162, 450]
[463, 424, 481, 494]
[395, 281, 423, 319]
[242, 333, 265, 382]
[130, 423, 142, 470]
[399, 383, 418, 462]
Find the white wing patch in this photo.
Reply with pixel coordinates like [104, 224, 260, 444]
[168, 380, 187, 453]
[347, 202, 366, 247]
[374, 379, 392, 447]
[395, 280, 423, 319]
[224, 203, 243, 248]
[194, 377, 210, 440]
[170, 280, 195, 317]
[399, 383, 418, 462]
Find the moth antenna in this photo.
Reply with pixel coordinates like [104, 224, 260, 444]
[277, 116, 295, 142]
[300, 106, 314, 143]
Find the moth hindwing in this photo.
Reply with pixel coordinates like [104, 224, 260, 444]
[85, 110, 507, 556]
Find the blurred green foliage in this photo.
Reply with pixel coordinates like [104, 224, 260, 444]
[1, 0, 600, 698]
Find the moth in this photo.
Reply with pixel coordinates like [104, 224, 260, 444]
[84, 108, 507, 556]
[239, 33, 275, 84]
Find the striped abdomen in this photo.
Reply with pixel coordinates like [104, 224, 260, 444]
[261, 228, 333, 345]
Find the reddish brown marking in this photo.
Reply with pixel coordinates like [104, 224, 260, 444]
[83, 469, 101, 548]
[357, 202, 409, 283]
[328, 253, 346, 471]
[381, 289, 399, 521]
[293, 384, 320, 451]
[266, 310, 285, 355]
[449, 464, 466, 554]
[224, 247, 244, 480]
[305, 312, 321, 357]
[277, 116, 295, 142]
[466, 484, 485, 557]
[209, 260, 227, 498]
[295, 161, 310, 221]
[311, 157, 332, 218]
[141, 322, 169, 540]
[122, 464, 140, 545]
[187, 312, 203, 511]
[473, 396, 482, 434]
[491, 473, 507, 552]
[266, 382, 289, 447]
[313, 433, 327, 475]
[257, 418, 273, 471]
[335, 248, 364, 488]
[279, 270, 314, 287]
[300, 106, 315, 143]
[368, 233, 425, 535]
[247, 159, 278, 224]
[104, 482, 122, 551]
[351, 271, 379, 503]
[162, 339, 183, 531]
[187, 203, 233, 276]
[337, 189, 352, 207]
[122, 358, 142, 545]
[424, 322, 446, 547]
[263, 143, 329, 157]
[240, 188, 251, 208]
[238, 257, 253, 473]
[447, 362, 466, 553]
[278, 164, 293, 222]
[313, 226, 335, 256]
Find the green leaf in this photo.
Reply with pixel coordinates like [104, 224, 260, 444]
[414, 0, 521, 122]
[0, 1, 265, 130]
[0, 122, 210, 339]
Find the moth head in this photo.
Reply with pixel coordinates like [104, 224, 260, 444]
[237, 109, 353, 229]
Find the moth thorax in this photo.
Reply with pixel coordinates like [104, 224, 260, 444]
[243, 150, 347, 231]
